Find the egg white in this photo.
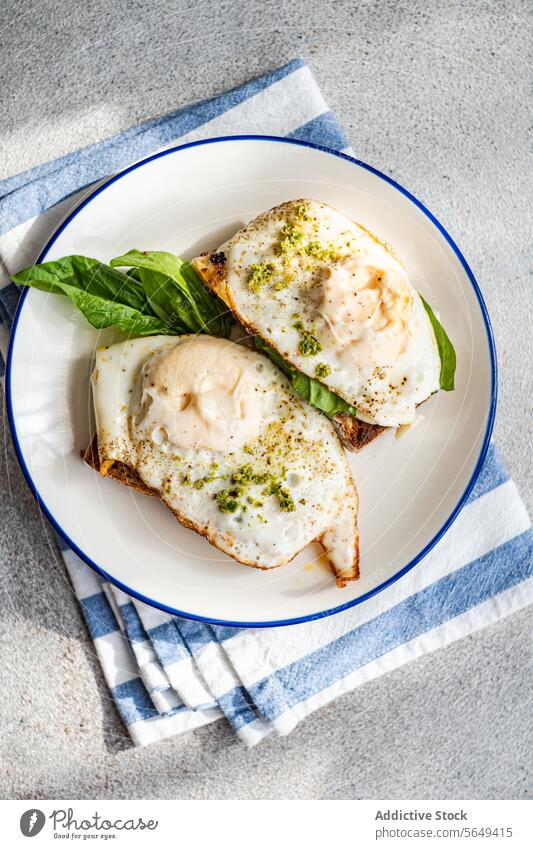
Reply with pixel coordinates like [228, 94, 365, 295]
[91, 336, 358, 578]
[218, 199, 441, 427]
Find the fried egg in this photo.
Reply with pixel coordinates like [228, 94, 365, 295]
[91, 335, 359, 585]
[193, 199, 441, 427]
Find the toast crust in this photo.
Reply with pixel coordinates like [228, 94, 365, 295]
[82, 435, 359, 586]
[333, 413, 386, 451]
[83, 435, 156, 496]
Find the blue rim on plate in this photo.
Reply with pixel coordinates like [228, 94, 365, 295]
[6, 134, 498, 628]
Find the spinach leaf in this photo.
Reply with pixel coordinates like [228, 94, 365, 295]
[126, 267, 142, 283]
[15, 275, 172, 336]
[136, 267, 192, 334]
[124, 263, 192, 334]
[420, 295, 456, 391]
[110, 250, 232, 338]
[290, 370, 358, 418]
[254, 338, 293, 378]
[12, 251, 233, 339]
[12, 255, 154, 315]
[12, 255, 172, 335]
[254, 337, 357, 419]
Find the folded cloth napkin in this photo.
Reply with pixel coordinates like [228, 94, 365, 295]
[1, 59, 531, 747]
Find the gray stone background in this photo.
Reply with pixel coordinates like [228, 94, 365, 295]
[0, 0, 531, 799]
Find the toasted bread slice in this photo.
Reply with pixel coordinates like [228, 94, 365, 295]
[333, 413, 386, 451]
[192, 252, 386, 451]
[82, 435, 359, 587]
[83, 434, 156, 497]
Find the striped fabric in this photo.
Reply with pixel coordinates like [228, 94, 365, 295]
[0, 60, 531, 747]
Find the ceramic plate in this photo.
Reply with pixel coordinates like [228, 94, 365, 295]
[6, 136, 497, 626]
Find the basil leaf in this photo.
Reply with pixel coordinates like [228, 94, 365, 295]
[16, 276, 172, 336]
[12, 255, 154, 315]
[136, 267, 192, 334]
[290, 369, 358, 418]
[123, 264, 191, 335]
[420, 295, 456, 391]
[254, 337, 357, 419]
[126, 267, 142, 283]
[110, 250, 232, 338]
[13, 251, 233, 339]
[254, 337, 293, 378]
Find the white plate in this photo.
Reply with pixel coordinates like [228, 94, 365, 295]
[6, 136, 497, 627]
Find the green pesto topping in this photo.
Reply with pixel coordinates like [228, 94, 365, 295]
[314, 362, 331, 379]
[273, 272, 293, 290]
[293, 320, 322, 357]
[295, 203, 310, 220]
[274, 256, 296, 290]
[304, 240, 342, 262]
[278, 488, 295, 512]
[279, 223, 304, 254]
[215, 489, 241, 513]
[248, 262, 275, 293]
[262, 480, 296, 512]
[214, 463, 295, 515]
[231, 464, 272, 486]
[182, 467, 222, 489]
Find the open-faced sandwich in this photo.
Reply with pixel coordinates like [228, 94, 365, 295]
[83, 333, 359, 587]
[193, 199, 456, 450]
[12, 199, 455, 587]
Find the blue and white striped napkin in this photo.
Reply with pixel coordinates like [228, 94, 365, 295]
[1, 60, 531, 747]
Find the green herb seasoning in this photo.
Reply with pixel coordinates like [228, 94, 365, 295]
[247, 262, 276, 293]
[215, 487, 244, 514]
[182, 467, 222, 489]
[213, 462, 296, 516]
[279, 223, 304, 254]
[273, 272, 293, 290]
[304, 240, 341, 262]
[277, 487, 296, 512]
[314, 363, 331, 379]
[262, 480, 296, 512]
[231, 464, 272, 486]
[293, 320, 322, 357]
[295, 203, 310, 220]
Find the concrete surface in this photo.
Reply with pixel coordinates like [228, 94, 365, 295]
[0, 0, 531, 799]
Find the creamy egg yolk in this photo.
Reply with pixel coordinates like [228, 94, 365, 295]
[319, 257, 413, 369]
[142, 337, 264, 451]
